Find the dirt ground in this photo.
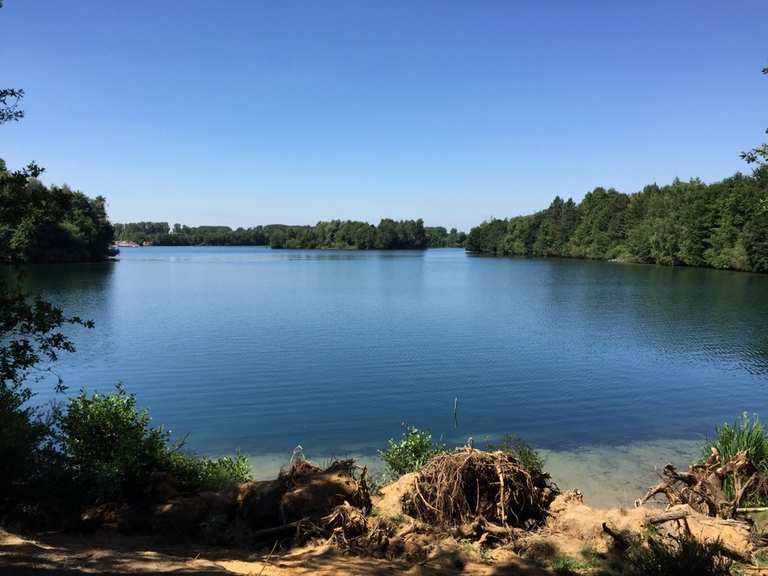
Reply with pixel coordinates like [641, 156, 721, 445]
[2, 467, 766, 575]
[0, 527, 556, 575]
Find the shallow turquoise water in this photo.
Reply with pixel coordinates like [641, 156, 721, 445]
[11, 247, 768, 477]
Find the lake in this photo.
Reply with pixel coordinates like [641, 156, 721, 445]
[11, 247, 768, 505]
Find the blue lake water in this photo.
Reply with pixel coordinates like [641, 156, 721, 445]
[11, 247, 768, 502]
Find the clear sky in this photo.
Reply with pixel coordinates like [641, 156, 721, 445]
[1, 1, 766, 231]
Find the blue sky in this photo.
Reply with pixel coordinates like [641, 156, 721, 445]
[1, 1, 766, 230]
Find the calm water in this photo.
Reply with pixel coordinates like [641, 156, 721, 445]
[9, 247, 768, 499]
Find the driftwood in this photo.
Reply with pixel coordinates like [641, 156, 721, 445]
[635, 448, 755, 519]
[647, 509, 691, 524]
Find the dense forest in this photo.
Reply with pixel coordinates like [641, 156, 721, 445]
[114, 219, 466, 249]
[0, 159, 115, 263]
[113, 222, 268, 246]
[466, 168, 768, 273]
[425, 226, 467, 248]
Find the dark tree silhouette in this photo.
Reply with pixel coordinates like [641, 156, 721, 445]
[0, 88, 24, 124]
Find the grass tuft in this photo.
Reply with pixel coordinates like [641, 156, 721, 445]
[705, 413, 768, 504]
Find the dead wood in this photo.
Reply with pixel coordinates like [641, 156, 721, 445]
[636, 448, 754, 519]
[602, 522, 631, 552]
[647, 509, 691, 524]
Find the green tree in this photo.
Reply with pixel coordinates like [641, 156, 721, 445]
[0, 278, 93, 501]
[0, 162, 116, 262]
[467, 171, 768, 273]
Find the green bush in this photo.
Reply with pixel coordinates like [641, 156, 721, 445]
[168, 451, 252, 493]
[379, 424, 443, 478]
[57, 384, 252, 502]
[484, 434, 544, 476]
[58, 384, 170, 501]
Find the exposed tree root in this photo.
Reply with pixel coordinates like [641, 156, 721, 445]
[401, 448, 557, 530]
[636, 448, 755, 519]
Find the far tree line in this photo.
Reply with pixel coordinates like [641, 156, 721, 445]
[113, 220, 467, 250]
[2, 155, 765, 271]
[2, 53, 767, 270]
[466, 169, 768, 274]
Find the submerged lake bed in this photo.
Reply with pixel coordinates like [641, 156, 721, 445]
[13, 247, 768, 505]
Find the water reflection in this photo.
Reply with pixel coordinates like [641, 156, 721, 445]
[6, 248, 768, 462]
[541, 259, 768, 375]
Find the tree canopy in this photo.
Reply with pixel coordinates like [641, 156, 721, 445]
[0, 160, 116, 263]
[268, 219, 428, 249]
[425, 226, 467, 248]
[466, 169, 768, 273]
[114, 218, 454, 250]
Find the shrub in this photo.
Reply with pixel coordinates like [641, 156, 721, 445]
[0, 386, 52, 501]
[168, 450, 252, 493]
[599, 534, 732, 576]
[57, 384, 170, 501]
[379, 424, 443, 478]
[0, 278, 92, 509]
[57, 384, 252, 502]
[484, 434, 544, 476]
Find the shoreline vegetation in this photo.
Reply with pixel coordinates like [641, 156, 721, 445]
[0, 161, 116, 264]
[4, 157, 766, 274]
[466, 168, 768, 274]
[113, 219, 467, 250]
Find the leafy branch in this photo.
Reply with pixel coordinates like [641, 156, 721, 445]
[740, 66, 768, 166]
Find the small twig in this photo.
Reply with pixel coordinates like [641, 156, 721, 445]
[258, 540, 279, 576]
